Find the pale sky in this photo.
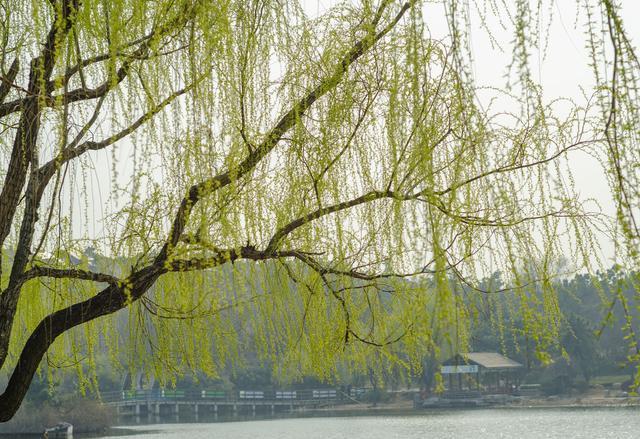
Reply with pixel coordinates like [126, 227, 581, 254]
[298, 0, 639, 265]
[287, 0, 637, 264]
[458, 1, 640, 263]
[69, 0, 640, 266]
[415, 0, 640, 264]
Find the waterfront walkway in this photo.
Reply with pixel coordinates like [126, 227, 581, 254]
[102, 388, 356, 422]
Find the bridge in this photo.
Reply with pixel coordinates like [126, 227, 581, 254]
[102, 388, 364, 422]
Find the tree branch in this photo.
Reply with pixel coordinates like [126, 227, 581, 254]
[154, 0, 416, 264]
[432, 139, 600, 197]
[0, 0, 81, 370]
[0, 58, 19, 105]
[265, 190, 411, 253]
[22, 266, 120, 285]
[37, 83, 196, 188]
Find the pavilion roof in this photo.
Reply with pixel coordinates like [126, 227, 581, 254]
[444, 352, 523, 369]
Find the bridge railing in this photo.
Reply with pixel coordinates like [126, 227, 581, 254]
[100, 387, 366, 404]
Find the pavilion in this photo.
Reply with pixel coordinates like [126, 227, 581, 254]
[441, 352, 524, 394]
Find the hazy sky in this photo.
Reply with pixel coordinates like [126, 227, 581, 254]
[419, 0, 640, 263]
[298, 0, 640, 263]
[72, 1, 640, 264]
[460, 1, 640, 263]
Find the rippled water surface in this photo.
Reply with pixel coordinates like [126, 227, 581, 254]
[105, 407, 640, 439]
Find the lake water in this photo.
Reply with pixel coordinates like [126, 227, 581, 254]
[104, 407, 640, 439]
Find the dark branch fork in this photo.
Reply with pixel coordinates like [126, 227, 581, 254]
[0, 0, 199, 375]
[0, 0, 81, 371]
[0, 5, 191, 119]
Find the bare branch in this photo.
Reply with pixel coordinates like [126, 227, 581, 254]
[38, 83, 196, 186]
[22, 266, 121, 286]
[433, 139, 601, 197]
[47, 33, 154, 90]
[266, 190, 410, 253]
[0, 58, 19, 104]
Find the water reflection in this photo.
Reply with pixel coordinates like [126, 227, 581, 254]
[102, 407, 640, 439]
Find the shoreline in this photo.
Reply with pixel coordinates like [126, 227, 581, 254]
[299, 395, 640, 416]
[6, 396, 637, 436]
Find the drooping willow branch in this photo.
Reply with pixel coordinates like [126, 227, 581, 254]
[0, 0, 417, 421]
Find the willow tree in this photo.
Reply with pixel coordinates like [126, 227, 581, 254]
[0, 0, 635, 420]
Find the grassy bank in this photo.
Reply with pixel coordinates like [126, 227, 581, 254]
[0, 399, 114, 435]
